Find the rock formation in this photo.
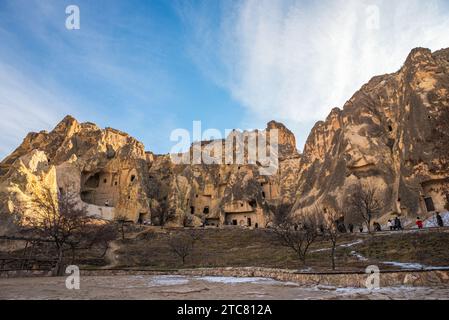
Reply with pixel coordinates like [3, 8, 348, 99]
[146, 120, 301, 227]
[0, 116, 300, 226]
[292, 47, 449, 225]
[1, 47, 449, 227]
[0, 116, 150, 222]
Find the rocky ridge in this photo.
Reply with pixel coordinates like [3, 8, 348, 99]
[1, 47, 449, 227]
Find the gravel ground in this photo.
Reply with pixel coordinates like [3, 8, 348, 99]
[1, 275, 449, 300]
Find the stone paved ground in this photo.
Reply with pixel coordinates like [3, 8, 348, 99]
[1, 275, 449, 300]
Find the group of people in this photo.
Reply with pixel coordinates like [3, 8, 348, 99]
[386, 216, 404, 231]
[338, 212, 445, 234]
[386, 212, 445, 231]
[415, 212, 445, 229]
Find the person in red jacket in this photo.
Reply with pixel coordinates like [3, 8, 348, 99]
[416, 217, 424, 229]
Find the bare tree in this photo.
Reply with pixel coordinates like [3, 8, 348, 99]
[81, 223, 118, 258]
[167, 230, 203, 266]
[114, 214, 130, 240]
[269, 203, 293, 226]
[321, 205, 343, 270]
[20, 187, 119, 275]
[150, 199, 169, 226]
[272, 210, 319, 266]
[24, 187, 94, 275]
[345, 183, 383, 233]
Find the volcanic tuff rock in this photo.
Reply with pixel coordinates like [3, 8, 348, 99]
[0, 116, 150, 222]
[292, 47, 449, 224]
[1, 47, 449, 226]
[0, 116, 300, 226]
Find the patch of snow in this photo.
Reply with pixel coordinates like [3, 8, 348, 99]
[197, 276, 281, 285]
[340, 240, 364, 248]
[383, 261, 424, 270]
[148, 275, 190, 286]
[424, 211, 449, 227]
[312, 239, 364, 253]
[311, 247, 331, 253]
[317, 285, 337, 291]
[350, 251, 368, 261]
[423, 266, 449, 270]
[334, 286, 425, 295]
[382, 261, 449, 270]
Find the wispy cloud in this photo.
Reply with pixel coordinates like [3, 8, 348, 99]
[178, 0, 449, 149]
[0, 62, 74, 157]
[0, 0, 177, 159]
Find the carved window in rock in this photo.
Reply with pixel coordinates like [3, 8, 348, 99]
[130, 175, 136, 182]
[249, 200, 257, 208]
[85, 173, 100, 188]
[424, 197, 436, 212]
[203, 206, 209, 214]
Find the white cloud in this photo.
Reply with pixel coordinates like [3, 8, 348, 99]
[0, 0, 175, 159]
[0, 62, 76, 158]
[181, 0, 449, 148]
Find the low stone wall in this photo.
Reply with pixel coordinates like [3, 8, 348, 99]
[0, 270, 52, 278]
[79, 267, 449, 288]
[2, 267, 448, 287]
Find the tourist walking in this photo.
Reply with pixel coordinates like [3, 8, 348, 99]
[394, 216, 403, 231]
[436, 212, 444, 227]
[416, 217, 424, 229]
[387, 219, 394, 231]
[348, 223, 354, 233]
[373, 222, 382, 232]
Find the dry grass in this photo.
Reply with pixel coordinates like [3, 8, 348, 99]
[4, 226, 449, 272]
[114, 228, 449, 272]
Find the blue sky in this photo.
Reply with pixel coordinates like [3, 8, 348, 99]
[1, 0, 449, 159]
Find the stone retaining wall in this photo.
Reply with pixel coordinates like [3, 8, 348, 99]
[0, 270, 52, 278]
[79, 267, 449, 288]
[2, 267, 449, 287]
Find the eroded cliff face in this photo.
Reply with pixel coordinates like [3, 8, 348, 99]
[292, 47, 449, 224]
[1, 47, 448, 227]
[0, 116, 150, 222]
[146, 121, 301, 227]
[0, 116, 300, 225]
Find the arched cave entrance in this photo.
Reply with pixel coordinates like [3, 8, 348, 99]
[80, 171, 119, 207]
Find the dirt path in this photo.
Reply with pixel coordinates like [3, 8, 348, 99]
[104, 241, 120, 268]
[103, 226, 160, 268]
[1, 275, 449, 300]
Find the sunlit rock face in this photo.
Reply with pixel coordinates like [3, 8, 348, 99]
[292, 48, 449, 224]
[0, 116, 300, 226]
[147, 122, 301, 228]
[0, 116, 150, 222]
[1, 47, 448, 227]
[0, 150, 57, 220]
